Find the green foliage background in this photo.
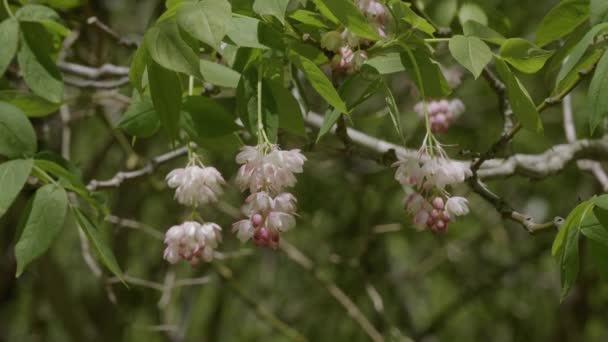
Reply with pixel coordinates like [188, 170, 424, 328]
[1, 0, 608, 341]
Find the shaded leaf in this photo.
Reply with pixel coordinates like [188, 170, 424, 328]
[0, 159, 33, 219]
[458, 3, 487, 26]
[15, 184, 68, 277]
[556, 23, 608, 85]
[176, 0, 231, 48]
[463, 20, 505, 45]
[145, 21, 201, 77]
[316, 108, 341, 142]
[147, 60, 182, 141]
[535, 0, 589, 47]
[117, 95, 160, 138]
[129, 42, 148, 93]
[365, 52, 406, 74]
[0, 18, 19, 77]
[200, 60, 241, 88]
[289, 9, 329, 28]
[0, 91, 60, 117]
[253, 0, 289, 24]
[591, 0, 608, 25]
[316, 0, 379, 40]
[226, 16, 269, 49]
[499, 38, 554, 73]
[182, 96, 239, 138]
[588, 51, 608, 133]
[0, 101, 37, 158]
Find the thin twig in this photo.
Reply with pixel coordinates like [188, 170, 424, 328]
[87, 16, 138, 49]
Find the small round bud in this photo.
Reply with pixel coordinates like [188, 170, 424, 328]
[321, 31, 343, 52]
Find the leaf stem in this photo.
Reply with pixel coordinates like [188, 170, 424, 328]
[3, 0, 14, 17]
[424, 38, 449, 43]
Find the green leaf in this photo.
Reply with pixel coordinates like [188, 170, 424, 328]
[226, 16, 269, 49]
[556, 23, 608, 85]
[316, 0, 379, 40]
[0, 159, 33, 219]
[0, 90, 59, 117]
[0, 18, 19, 77]
[383, 82, 404, 143]
[176, 0, 231, 48]
[560, 219, 580, 301]
[145, 21, 201, 77]
[535, 0, 589, 48]
[17, 23, 63, 104]
[463, 20, 505, 45]
[581, 213, 608, 246]
[289, 52, 347, 113]
[499, 38, 554, 74]
[365, 53, 406, 74]
[289, 9, 329, 28]
[458, 3, 487, 27]
[253, 0, 289, 24]
[129, 42, 148, 93]
[591, 0, 608, 25]
[288, 42, 329, 65]
[552, 200, 594, 255]
[147, 60, 182, 141]
[15, 184, 68, 277]
[495, 58, 542, 133]
[267, 81, 306, 137]
[400, 48, 451, 98]
[0, 101, 37, 158]
[182, 96, 239, 138]
[72, 208, 125, 283]
[588, 51, 608, 133]
[553, 47, 603, 96]
[15, 4, 70, 37]
[400, 3, 435, 35]
[200, 60, 241, 88]
[316, 108, 341, 142]
[117, 96, 160, 138]
[448, 35, 493, 79]
[430, 0, 457, 27]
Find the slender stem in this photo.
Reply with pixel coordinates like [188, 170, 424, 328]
[424, 38, 449, 43]
[188, 76, 194, 97]
[3, 0, 13, 17]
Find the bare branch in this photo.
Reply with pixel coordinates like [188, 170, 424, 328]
[64, 76, 130, 89]
[87, 16, 138, 49]
[59, 61, 129, 78]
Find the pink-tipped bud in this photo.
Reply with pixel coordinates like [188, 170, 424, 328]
[414, 210, 430, 227]
[432, 197, 444, 210]
[251, 214, 264, 228]
[431, 209, 440, 219]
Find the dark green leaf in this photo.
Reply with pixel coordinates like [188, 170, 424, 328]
[267, 80, 306, 137]
[591, 0, 608, 25]
[581, 213, 608, 246]
[499, 38, 554, 73]
[553, 200, 594, 255]
[72, 208, 125, 283]
[15, 4, 70, 37]
[289, 9, 329, 28]
[129, 42, 148, 93]
[449, 35, 493, 79]
[0, 101, 37, 158]
[463, 20, 505, 45]
[226, 16, 269, 49]
[147, 60, 182, 141]
[253, 0, 289, 24]
[200, 60, 241, 88]
[495, 58, 542, 133]
[0, 90, 59, 117]
[182, 96, 239, 138]
[145, 21, 201, 77]
[176, 0, 231, 48]
[556, 23, 608, 85]
[401, 48, 451, 98]
[17, 23, 63, 104]
[365, 53, 406, 74]
[553, 47, 603, 96]
[588, 239, 608, 279]
[535, 0, 589, 47]
[15, 184, 68, 277]
[288, 42, 328, 65]
[588, 51, 608, 133]
[117, 96, 160, 138]
[316, 108, 341, 142]
[560, 219, 580, 301]
[289, 52, 347, 113]
[0, 159, 33, 219]
[400, 3, 435, 35]
[0, 18, 19, 77]
[316, 0, 379, 40]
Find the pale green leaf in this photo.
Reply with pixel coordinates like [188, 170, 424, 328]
[499, 38, 554, 73]
[458, 3, 487, 27]
[556, 23, 608, 85]
[535, 0, 589, 47]
[463, 20, 505, 45]
[0, 18, 19, 77]
[449, 35, 493, 79]
[253, 0, 289, 24]
[316, 0, 379, 40]
[0, 101, 37, 158]
[0, 90, 59, 117]
[200, 60, 241, 88]
[176, 0, 231, 48]
[145, 21, 201, 77]
[591, 0, 608, 25]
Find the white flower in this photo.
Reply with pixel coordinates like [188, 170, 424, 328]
[163, 221, 222, 265]
[446, 197, 470, 218]
[242, 191, 274, 215]
[232, 219, 255, 243]
[235, 144, 306, 194]
[267, 211, 296, 232]
[273, 193, 297, 213]
[166, 166, 225, 207]
[394, 158, 424, 187]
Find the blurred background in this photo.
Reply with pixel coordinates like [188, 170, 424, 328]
[1, 0, 608, 341]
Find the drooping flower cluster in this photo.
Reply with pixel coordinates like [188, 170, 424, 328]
[166, 165, 225, 206]
[163, 152, 225, 264]
[163, 221, 222, 265]
[232, 144, 306, 249]
[414, 99, 465, 134]
[394, 147, 471, 232]
[356, 0, 389, 38]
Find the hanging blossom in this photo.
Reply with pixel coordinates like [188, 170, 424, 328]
[414, 99, 465, 134]
[356, 0, 389, 38]
[394, 133, 471, 232]
[163, 151, 226, 264]
[232, 143, 306, 249]
[163, 221, 222, 265]
[166, 155, 225, 207]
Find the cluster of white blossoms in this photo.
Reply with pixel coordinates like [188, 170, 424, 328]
[163, 153, 225, 264]
[163, 221, 222, 265]
[232, 144, 306, 249]
[394, 151, 471, 232]
[166, 166, 225, 206]
[414, 99, 465, 134]
[356, 0, 388, 38]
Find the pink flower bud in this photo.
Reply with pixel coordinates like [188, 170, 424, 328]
[251, 214, 263, 227]
[432, 197, 444, 210]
